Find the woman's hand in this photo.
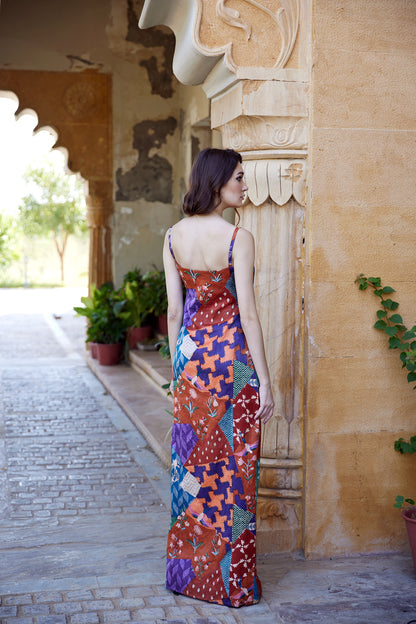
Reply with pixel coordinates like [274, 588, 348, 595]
[256, 384, 274, 424]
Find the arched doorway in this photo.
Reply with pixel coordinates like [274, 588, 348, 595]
[0, 69, 113, 288]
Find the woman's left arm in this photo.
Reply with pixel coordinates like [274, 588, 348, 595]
[162, 230, 184, 380]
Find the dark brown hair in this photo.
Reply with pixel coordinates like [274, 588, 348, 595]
[182, 148, 242, 217]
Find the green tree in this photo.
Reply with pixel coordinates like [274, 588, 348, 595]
[19, 159, 87, 282]
[0, 213, 20, 269]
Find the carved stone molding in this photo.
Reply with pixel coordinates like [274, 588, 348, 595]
[242, 156, 306, 206]
[222, 116, 307, 153]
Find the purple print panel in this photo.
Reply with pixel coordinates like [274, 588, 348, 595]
[166, 558, 195, 593]
[184, 288, 200, 327]
[172, 423, 199, 464]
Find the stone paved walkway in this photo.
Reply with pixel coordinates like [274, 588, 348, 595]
[0, 288, 415, 624]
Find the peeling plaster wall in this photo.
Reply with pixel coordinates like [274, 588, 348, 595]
[0, 0, 211, 285]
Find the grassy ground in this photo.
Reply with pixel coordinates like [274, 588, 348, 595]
[0, 234, 88, 287]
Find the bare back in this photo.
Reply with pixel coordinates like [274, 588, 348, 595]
[169, 216, 237, 270]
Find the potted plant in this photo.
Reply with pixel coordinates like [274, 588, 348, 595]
[144, 268, 168, 334]
[122, 269, 153, 348]
[356, 274, 416, 571]
[75, 282, 129, 365]
[394, 436, 416, 573]
[73, 283, 102, 358]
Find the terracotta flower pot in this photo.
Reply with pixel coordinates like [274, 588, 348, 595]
[97, 343, 121, 366]
[128, 326, 152, 349]
[402, 507, 416, 574]
[157, 314, 168, 335]
[90, 342, 98, 359]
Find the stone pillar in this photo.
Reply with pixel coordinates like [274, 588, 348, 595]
[86, 181, 113, 288]
[211, 85, 307, 552]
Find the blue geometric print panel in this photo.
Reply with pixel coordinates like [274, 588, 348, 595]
[232, 360, 256, 399]
[170, 450, 196, 516]
[219, 406, 234, 452]
[225, 272, 237, 303]
[173, 326, 197, 380]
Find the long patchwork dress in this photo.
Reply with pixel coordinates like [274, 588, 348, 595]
[165, 226, 262, 608]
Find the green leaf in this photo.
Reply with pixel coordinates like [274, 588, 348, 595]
[407, 371, 416, 383]
[400, 352, 407, 363]
[374, 320, 387, 329]
[381, 299, 399, 310]
[368, 277, 381, 286]
[376, 310, 387, 319]
[403, 331, 416, 341]
[389, 314, 403, 324]
[394, 495, 405, 508]
[388, 336, 402, 349]
[382, 286, 395, 294]
[384, 326, 398, 337]
[374, 289, 383, 298]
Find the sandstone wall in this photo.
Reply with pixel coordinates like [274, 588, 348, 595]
[306, 0, 416, 557]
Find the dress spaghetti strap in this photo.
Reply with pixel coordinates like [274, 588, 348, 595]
[228, 226, 239, 268]
[168, 227, 176, 261]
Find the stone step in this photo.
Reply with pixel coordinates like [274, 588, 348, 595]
[86, 349, 172, 469]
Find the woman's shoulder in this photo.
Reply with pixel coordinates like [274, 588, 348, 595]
[235, 226, 254, 246]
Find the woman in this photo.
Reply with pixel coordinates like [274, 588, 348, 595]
[163, 148, 274, 607]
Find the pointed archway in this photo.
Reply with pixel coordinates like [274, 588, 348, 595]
[0, 69, 113, 288]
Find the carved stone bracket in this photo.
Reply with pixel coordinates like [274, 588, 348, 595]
[139, 0, 304, 91]
[196, 0, 300, 73]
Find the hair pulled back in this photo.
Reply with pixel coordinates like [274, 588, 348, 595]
[182, 148, 242, 217]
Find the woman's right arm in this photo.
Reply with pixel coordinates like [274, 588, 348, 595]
[233, 228, 274, 424]
[163, 230, 184, 380]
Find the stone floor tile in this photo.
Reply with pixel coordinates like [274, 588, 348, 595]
[34, 591, 63, 603]
[117, 597, 145, 609]
[123, 587, 156, 598]
[37, 616, 67, 624]
[64, 591, 94, 601]
[70, 613, 99, 624]
[1, 594, 33, 606]
[94, 588, 122, 599]
[146, 594, 177, 607]
[21, 603, 50, 616]
[82, 599, 114, 611]
[0, 606, 18, 617]
[54, 601, 83, 614]
[102, 610, 131, 623]
[165, 605, 200, 617]
[130, 607, 165, 620]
